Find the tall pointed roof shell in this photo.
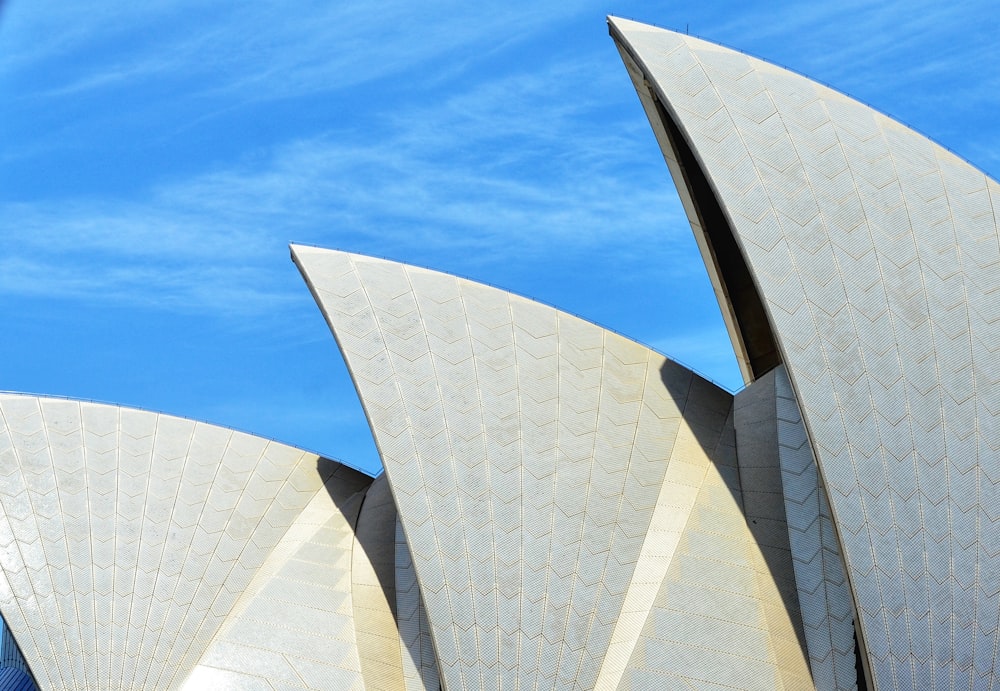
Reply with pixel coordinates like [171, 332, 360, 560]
[292, 245, 813, 689]
[611, 15, 1000, 690]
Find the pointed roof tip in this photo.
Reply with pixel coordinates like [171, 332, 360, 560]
[607, 15, 673, 34]
[289, 242, 350, 262]
[290, 245, 410, 281]
[289, 242, 330, 256]
[606, 15, 634, 31]
[290, 244, 390, 264]
[289, 243, 339, 274]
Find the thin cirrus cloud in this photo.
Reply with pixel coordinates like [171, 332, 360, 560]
[0, 129, 686, 313]
[0, 253, 301, 316]
[2, 1, 598, 102]
[1, 44, 690, 315]
[710, 0, 1000, 151]
[5, 0, 995, 454]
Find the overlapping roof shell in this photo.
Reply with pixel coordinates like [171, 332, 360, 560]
[0, 15, 996, 691]
[610, 15, 1000, 689]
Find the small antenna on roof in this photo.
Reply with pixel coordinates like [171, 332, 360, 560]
[686, 23, 689, 34]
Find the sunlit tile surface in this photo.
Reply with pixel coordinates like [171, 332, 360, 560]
[0, 395, 372, 690]
[612, 15, 1000, 689]
[295, 246, 813, 689]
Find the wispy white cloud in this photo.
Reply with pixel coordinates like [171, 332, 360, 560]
[2, 0, 601, 104]
[709, 0, 1000, 125]
[8, 0, 994, 332]
[1, 47, 694, 314]
[0, 1, 180, 74]
[0, 254, 301, 314]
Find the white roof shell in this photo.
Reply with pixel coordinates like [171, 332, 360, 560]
[293, 246, 814, 689]
[0, 394, 381, 690]
[611, 16, 1000, 689]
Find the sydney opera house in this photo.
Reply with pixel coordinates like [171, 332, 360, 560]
[0, 15, 997, 690]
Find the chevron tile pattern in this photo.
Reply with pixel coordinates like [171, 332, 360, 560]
[621, 396, 813, 689]
[731, 369, 815, 689]
[1, 16, 990, 689]
[611, 16, 1000, 688]
[734, 366, 858, 689]
[0, 394, 374, 690]
[184, 461, 372, 690]
[773, 365, 858, 690]
[294, 245, 823, 689]
[395, 518, 441, 691]
[293, 246, 678, 689]
[351, 474, 406, 691]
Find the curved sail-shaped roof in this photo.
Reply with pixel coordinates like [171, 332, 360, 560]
[293, 245, 813, 689]
[394, 517, 440, 691]
[611, 16, 1000, 689]
[0, 394, 374, 690]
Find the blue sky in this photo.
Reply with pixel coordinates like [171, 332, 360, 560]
[1, 1, 997, 475]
